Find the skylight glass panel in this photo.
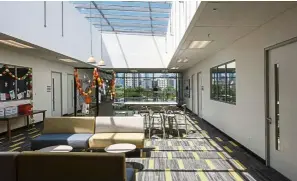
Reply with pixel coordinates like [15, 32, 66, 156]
[72, 1, 172, 36]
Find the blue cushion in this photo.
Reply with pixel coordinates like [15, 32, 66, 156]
[126, 168, 135, 181]
[31, 134, 93, 150]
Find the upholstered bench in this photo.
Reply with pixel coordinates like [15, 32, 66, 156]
[0, 152, 134, 181]
[88, 116, 145, 149]
[31, 117, 95, 150]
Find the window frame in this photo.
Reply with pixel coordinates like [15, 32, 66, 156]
[210, 60, 236, 105]
[0, 63, 32, 102]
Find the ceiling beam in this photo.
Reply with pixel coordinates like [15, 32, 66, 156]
[91, 1, 114, 31]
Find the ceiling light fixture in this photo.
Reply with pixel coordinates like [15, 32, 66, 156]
[60, 59, 77, 63]
[171, 67, 179, 70]
[87, 1, 96, 64]
[183, 58, 189, 63]
[177, 59, 182, 63]
[188, 41, 211, 49]
[97, 1, 105, 67]
[0, 40, 34, 49]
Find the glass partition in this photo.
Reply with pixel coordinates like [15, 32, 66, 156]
[115, 72, 180, 103]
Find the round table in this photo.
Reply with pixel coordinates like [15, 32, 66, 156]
[104, 143, 136, 153]
[38, 145, 73, 152]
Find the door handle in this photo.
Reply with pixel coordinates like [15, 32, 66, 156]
[266, 117, 272, 124]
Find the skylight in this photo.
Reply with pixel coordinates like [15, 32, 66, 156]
[71, 1, 172, 36]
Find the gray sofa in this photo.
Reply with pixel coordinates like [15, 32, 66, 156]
[31, 117, 95, 150]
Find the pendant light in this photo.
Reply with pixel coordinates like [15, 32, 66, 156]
[97, 1, 105, 67]
[87, 1, 96, 64]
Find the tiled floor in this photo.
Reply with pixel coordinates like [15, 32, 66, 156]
[0, 112, 289, 181]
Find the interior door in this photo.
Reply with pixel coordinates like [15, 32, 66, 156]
[197, 72, 202, 117]
[67, 74, 74, 114]
[51, 72, 62, 117]
[268, 41, 297, 180]
[192, 73, 198, 114]
[190, 75, 194, 111]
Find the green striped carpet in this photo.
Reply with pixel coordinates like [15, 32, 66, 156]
[0, 113, 289, 181]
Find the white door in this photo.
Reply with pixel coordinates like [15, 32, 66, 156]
[268, 41, 297, 180]
[51, 72, 62, 117]
[67, 74, 74, 114]
[192, 74, 198, 114]
[197, 72, 203, 118]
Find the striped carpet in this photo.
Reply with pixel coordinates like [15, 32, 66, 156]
[0, 113, 289, 181]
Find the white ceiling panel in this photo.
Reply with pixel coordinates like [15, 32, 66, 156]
[195, 2, 297, 27]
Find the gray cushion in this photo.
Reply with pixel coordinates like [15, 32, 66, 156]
[0, 152, 19, 181]
[126, 168, 135, 181]
[31, 134, 93, 150]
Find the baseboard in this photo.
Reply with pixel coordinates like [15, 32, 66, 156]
[186, 108, 266, 165]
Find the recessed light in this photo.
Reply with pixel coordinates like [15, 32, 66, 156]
[183, 58, 188, 63]
[0, 40, 34, 49]
[171, 67, 179, 70]
[188, 41, 211, 49]
[177, 59, 182, 63]
[60, 59, 77, 63]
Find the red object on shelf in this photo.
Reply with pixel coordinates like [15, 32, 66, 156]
[18, 104, 32, 115]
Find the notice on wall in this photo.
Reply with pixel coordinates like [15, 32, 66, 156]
[0, 93, 6, 101]
[82, 103, 89, 115]
[17, 93, 23, 100]
[9, 90, 15, 100]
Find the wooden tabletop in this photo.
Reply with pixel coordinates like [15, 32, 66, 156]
[0, 110, 46, 120]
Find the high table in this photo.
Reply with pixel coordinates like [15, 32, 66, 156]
[0, 110, 46, 141]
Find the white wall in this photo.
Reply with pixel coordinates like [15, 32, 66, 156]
[0, 1, 103, 64]
[0, 48, 74, 134]
[166, 1, 200, 63]
[184, 6, 297, 159]
[102, 33, 167, 69]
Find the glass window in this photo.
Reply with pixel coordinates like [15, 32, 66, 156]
[210, 61, 236, 104]
[115, 72, 178, 102]
[0, 64, 32, 101]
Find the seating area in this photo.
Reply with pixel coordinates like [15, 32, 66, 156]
[0, 110, 290, 181]
[31, 116, 145, 151]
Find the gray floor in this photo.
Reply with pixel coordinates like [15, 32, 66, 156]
[126, 112, 289, 181]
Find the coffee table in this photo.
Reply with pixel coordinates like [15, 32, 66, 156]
[38, 145, 73, 152]
[104, 143, 136, 153]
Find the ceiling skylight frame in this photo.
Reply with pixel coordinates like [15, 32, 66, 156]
[72, 1, 171, 36]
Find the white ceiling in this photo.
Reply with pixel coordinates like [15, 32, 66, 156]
[0, 33, 95, 68]
[169, 1, 297, 70]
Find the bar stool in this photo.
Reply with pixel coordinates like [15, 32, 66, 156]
[163, 106, 180, 138]
[148, 106, 166, 139]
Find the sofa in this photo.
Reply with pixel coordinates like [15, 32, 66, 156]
[31, 117, 95, 150]
[31, 116, 145, 151]
[0, 151, 134, 181]
[88, 116, 145, 149]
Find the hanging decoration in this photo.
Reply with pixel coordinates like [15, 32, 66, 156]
[110, 71, 116, 99]
[0, 64, 32, 80]
[74, 68, 98, 97]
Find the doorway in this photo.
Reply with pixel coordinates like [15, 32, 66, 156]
[51, 72, 62, 117]
[197, 72, 202, 118]
[67, 74, 74, 114]
[192, 73, 198, 114]
[266, 39, 297, 180]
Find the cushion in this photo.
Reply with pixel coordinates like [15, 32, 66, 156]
[0, 152, 19, 181]
[31, 134, 93, 150]
[43, 117, 95, 134]
[95, 116, 144, 133]
[17, 152, 127, 181]
[89, 133, 144, 148]
[126, 168, 135, 181]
